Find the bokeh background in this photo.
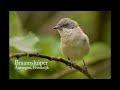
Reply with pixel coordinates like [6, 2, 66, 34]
[9, 11, 111, 79]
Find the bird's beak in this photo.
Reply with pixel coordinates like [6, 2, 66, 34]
[53, 25, 60, 29]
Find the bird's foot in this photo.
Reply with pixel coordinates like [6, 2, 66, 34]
[82, 59, 88, 72]
[82, 65, 88, 72]
[68, 58, 74, 69]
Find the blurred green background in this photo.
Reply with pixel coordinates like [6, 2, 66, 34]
[9, 11, 111, 79]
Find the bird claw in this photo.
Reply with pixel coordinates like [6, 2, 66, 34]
[82, 59, 88, 72]
[82, 65, 88, 72]
[68, 60, 74, 69]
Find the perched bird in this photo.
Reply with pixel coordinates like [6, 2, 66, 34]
[53, 18, 90, 67]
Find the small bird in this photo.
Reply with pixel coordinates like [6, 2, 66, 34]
[53, 18, 90, 67]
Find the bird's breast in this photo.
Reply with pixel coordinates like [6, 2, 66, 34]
[60, 34, 90, 60]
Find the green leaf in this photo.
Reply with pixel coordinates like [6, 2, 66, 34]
[10, 32, 40, 53]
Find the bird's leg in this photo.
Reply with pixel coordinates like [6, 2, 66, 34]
[68, 58, 74, 69]
[82, 59, 88, 72]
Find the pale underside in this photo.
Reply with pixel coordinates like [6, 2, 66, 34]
[59, 28, 90, 61]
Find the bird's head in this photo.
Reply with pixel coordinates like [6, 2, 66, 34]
[53, 18, 79, 32]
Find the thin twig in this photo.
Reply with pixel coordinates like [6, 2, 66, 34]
[48, 58, 110, 79]
[9, 53, 94, 79]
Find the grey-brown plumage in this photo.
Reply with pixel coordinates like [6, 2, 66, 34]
[53, 18, 90, 61]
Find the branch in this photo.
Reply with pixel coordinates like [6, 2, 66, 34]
[9, 53, 94, 79]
